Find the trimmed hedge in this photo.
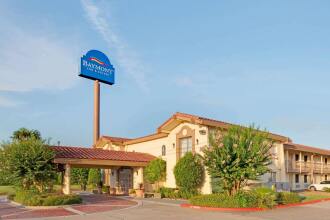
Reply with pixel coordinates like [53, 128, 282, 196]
[190, 189, 303, 208]
[11, 190, 82, 206]
[190, 190, 275, 208]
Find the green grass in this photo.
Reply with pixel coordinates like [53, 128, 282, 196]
[300, 191, 330, 202]
[0, 186, 15, 195]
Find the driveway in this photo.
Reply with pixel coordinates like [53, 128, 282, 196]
[46, 199, 330, 220]
[0, 195, 137, 219]
[2, 196, 330, 220]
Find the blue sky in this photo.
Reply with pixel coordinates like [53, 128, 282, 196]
[0, 0, 330, 148]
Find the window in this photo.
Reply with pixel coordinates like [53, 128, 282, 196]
[295, 154, 299, 161]
[304, 175, 308, 183]
[321, 181, 330, 184]
[295, 174, 299, 183]
[161, 145, 166, 156]
[325, 158, 328, 165]
[180, 137, 192, 157]
[304, 155, 308, 162]
[325, 175, 328, 181]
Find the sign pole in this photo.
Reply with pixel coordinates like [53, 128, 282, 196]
[93, 80, 100, 146]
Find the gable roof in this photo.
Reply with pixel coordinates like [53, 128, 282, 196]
[51, 146, 155, 162]
[284, 143, 330, 156]
[157, 112, 290, 142]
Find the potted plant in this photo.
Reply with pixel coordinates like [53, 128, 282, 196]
[135, 183, 144, 198]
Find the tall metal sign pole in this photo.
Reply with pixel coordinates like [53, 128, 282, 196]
[94, 80, 100, 145]
[79, 50, 115, 147]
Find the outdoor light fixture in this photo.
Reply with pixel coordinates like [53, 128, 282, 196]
[172, 143, 175, 148]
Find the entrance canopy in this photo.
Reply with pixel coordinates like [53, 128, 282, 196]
[51, 146, 155, 168]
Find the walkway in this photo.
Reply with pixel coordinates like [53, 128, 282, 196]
[0, 194, 138, 219]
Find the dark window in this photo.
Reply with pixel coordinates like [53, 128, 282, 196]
[304, 175, 308, 183]
[304, 155, 308, 162]
[325, 158, 328, 164]
[320, 181, 330, 184]
[295, 154, 299, 161]
[295, 174, 299, 183]
[161, 145, 166, 156]
[325, 175, 328, 181]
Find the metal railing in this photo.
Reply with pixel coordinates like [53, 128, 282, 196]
[286, 160, 330, 173]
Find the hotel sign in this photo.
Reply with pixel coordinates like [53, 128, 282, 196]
[79, 50, 115, 85]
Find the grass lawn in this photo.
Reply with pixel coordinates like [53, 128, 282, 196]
[300, 191, 330, 202]
[0, 186, 15, 195]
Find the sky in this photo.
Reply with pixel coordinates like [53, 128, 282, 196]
[0, 0, 330, 148]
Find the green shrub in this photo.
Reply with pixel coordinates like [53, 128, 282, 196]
[42, 195, 82, 206]
[144, 158, 166, 190]
[159, 187, 180, 199]
[174, 152, 203, 195]
[13, 190, 82, 206]
[178, 188, 199, 199]
[190, 189, 276, 208]
[276, 192, 302, 205]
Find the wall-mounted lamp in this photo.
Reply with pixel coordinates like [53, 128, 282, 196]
[196, 139, 199, 145]
[172, 143, 175, 149]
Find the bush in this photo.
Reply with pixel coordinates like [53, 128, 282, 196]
[42, 195, 82, 206]
[174, 152, 203, 195]
[190, 189, 276, 208]
[276, 192, 302, 205]
[159, 187, 180, 199]
[144, 158, 166, 191]
[12, 190, 82, 206]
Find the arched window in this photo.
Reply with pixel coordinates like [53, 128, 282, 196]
[162, 145, 166, 156]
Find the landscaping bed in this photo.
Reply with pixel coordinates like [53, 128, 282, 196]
[186, 188, 330, 210]
[8, 190, 82, 206]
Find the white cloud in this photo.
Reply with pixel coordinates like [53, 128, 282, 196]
[0, 25, 78, 92]
[81, 0, 149, 91]
[0, 96, 22, 107]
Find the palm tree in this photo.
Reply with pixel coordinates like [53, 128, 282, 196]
[11, 128, 41, 141]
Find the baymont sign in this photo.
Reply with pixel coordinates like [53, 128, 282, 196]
[79, 50, 115, 85]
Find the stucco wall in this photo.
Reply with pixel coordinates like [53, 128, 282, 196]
[126, 122, 212, 194]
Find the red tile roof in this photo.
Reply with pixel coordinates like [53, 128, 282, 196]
[101, 136, 132, 143]
[284, 143, 330, 156]
[50, 146, 156, 162]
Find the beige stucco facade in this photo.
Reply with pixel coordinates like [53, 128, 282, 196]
[95, 112, 330, 193]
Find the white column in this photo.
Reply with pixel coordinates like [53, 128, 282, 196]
[133, 167, 144, 189]
[299, 152, 302, 173]
[62, 164, 71, 195]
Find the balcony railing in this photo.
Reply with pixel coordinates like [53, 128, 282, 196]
[286, 160, 330, 174]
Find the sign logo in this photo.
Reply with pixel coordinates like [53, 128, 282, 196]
[79, 50, 115, 85]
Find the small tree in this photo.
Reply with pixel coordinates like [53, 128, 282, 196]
[88, 168, 101, 188]
[71, 168, 89, 190]
[203, 125, 273, 196]
[144, 158, 166, 191]
[0, 139, 56, 191]
[174, 152, 204, 197]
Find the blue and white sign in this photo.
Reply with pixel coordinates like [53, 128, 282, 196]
[79, 50, 115, 85]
